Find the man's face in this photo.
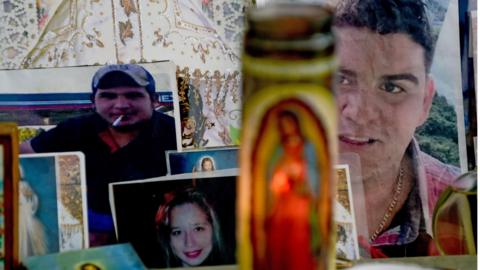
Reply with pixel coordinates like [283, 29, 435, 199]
[336, 27, 435, 179]
[94, 86, 154, 129]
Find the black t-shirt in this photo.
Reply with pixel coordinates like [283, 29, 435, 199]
[31, 111, 177, 215]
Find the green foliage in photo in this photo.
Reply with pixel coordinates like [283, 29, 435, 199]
[416, 93, 459, 166]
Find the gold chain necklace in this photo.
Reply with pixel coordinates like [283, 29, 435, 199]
[369, 168, 405, 242]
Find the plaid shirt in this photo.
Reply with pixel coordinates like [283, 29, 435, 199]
[371, 139, 460, 250]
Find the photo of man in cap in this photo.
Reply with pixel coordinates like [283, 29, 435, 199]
[20, 64, 177, 246]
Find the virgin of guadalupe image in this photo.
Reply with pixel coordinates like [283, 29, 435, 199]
[250, 103, 332, 270]
[266, 110, 320, 269]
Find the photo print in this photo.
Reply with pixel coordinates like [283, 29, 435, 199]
[19, 152, 88, 261]
[335, 165, 360, 260]
[109, 169, 237, 268]
[166, 147, 238, 175]
[23, 243, 146, 270]
[0, 62, 178, 144]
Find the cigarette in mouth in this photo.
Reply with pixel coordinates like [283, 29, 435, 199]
[112, 115, 124, 127]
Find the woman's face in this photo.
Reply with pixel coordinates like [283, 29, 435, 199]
[170, 203, 213, 267]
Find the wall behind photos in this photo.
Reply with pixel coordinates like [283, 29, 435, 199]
[0, 0, 250, 148]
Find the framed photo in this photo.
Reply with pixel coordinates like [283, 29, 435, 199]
[335, 165, 360, 260]
[166, 147, 238, 175]
[19, 152, 89, 261]
[0, 123, 20, 269]
[109, 169, 237, 268]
